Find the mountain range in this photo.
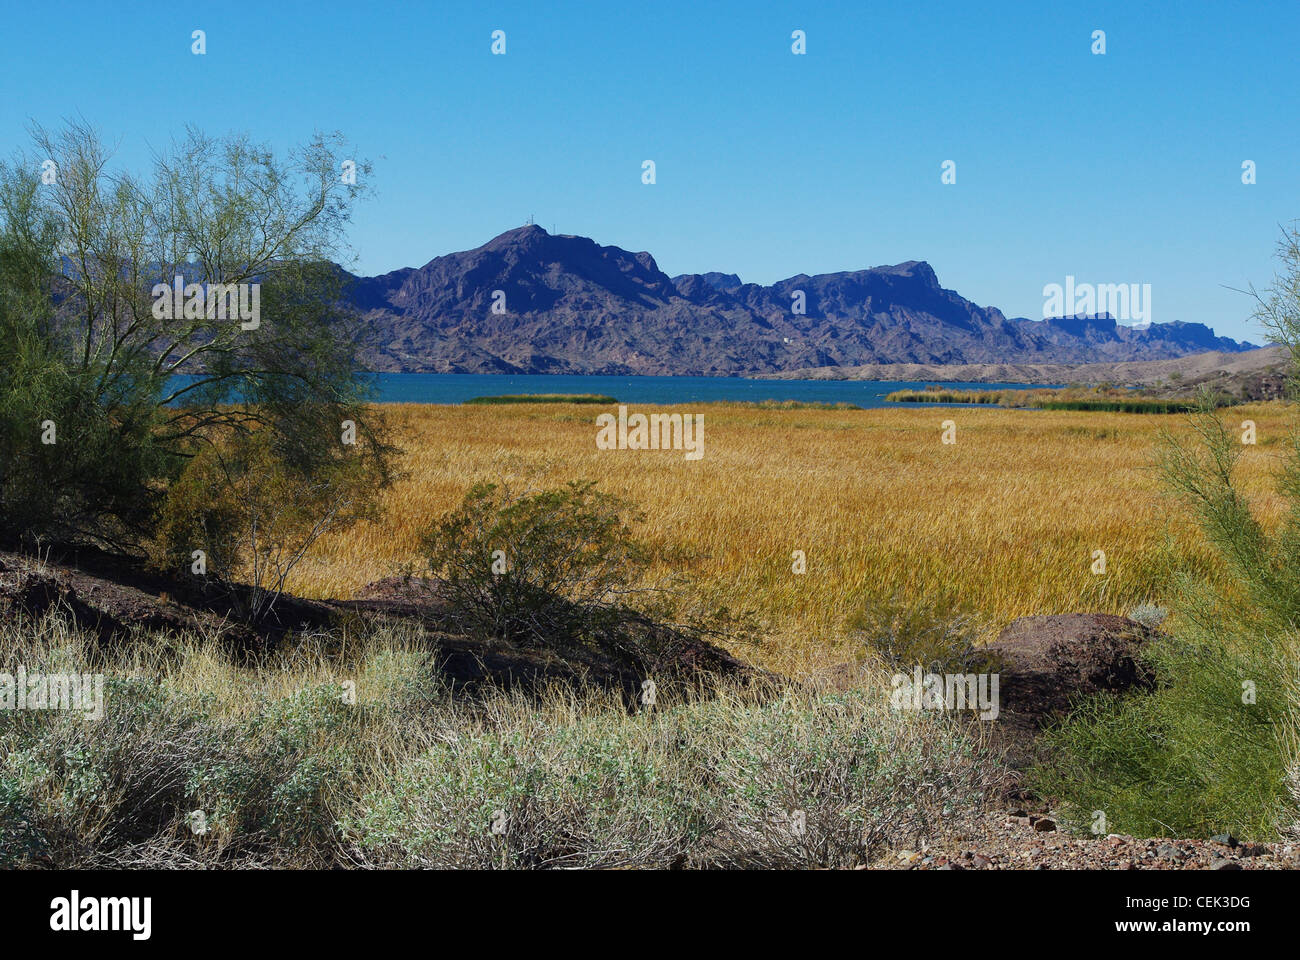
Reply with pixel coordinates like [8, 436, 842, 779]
[345, 225, 1254, 375]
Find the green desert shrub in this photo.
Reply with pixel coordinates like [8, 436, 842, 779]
[148, 430, 387, 621]
[1035, 223, 1300, 840]
[0, 615, 435, 867]
[1033, 408, 1300, 839]
[421, 480, 650, 656]
[348, 693, 706, 869]
[1033, 631, 1294, 839]
[688, 688, 990, 868]
[0, 775, 47, 865]
[848, 592, 998, 676]
[1126, 603, 1168, 631]
[1, 613, 1000, 869]
[349, 684, 995, 869]
[0, 676, 359, 865]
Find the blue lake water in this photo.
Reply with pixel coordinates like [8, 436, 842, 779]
[366, 374, 1043, 409]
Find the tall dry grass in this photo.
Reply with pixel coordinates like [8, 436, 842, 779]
[289, 401, 1290, 674]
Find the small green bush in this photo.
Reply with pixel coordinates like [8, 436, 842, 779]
[1126, 603, 1168, 631]
[0, 630, 407, 866]
[349, 707, 704, 869]
[1033, 632, 1291, 839]
[421, 481, 650, 656]
[349, 685, 994, 869]
[848, 593, 998, 675]
[0, 775, 48, 866]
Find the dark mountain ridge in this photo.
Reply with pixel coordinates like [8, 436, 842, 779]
[348, 225, 1254, 375]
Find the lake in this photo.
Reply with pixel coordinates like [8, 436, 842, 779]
[366, 374, 1043, 408]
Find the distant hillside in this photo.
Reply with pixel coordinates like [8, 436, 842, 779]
[761, 346, 1289, 399]
[345, 226, 1256, 375]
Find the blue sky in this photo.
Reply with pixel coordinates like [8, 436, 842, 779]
[2, 0, 1296, 342]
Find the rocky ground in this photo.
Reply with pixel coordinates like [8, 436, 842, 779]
[870, 611, 1297, 869]
[879, 810, 1299, 870]
[0, 550, 759, 697]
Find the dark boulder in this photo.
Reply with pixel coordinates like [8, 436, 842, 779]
[984, 613, 1158, 771]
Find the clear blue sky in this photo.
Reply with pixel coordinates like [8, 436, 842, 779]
[2, 0, 1296, 342]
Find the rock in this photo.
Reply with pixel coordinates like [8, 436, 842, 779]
[1033, 819, 1057, 833]
[0, 549, 766, 698]
[989, 613, 1157, 718]
[1210, 834, 1239, 848]
[1210, 858, 1242, 871]
[355, 575, 454, 605]
[1157, 844, 1183, 860]
[982, 613, 1157, 769]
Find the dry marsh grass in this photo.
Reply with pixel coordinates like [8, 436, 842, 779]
[289, 401, 1291, 674]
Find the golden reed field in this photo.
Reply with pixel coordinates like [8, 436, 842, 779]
[289, 401, 1291, 674]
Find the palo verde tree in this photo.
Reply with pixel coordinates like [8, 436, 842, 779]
[1036, 220, 1300, 839]
[0, 121, 394, 601]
